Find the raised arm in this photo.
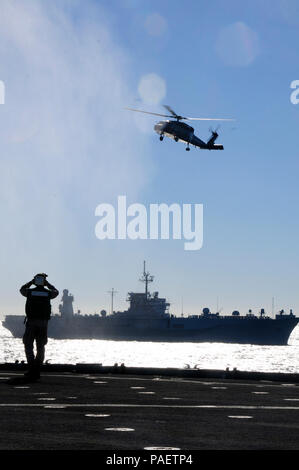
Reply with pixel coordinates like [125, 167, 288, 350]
[45, 281, 59, 299]
[20, 280, 34, 297]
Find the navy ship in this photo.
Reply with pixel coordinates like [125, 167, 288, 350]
[2, 263, 299, 345]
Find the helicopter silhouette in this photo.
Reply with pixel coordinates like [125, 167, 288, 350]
[126, 105, 234, 151]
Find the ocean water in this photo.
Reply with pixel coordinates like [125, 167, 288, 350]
[1, 322, 299, 373]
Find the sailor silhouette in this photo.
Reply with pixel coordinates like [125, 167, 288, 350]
[20, 273, 59, 381]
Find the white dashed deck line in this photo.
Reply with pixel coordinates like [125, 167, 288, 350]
[37, 398, 56, 401]
[1, 403, 299, 410]
[44, 405, 67, 409]
[228, 415, 253, 419]
[144, 447, 181, 450]
[5, 373, 298, 390]
[98, 376, 299, 389]
[105, 428, 135, 432]
[162, 397, 182, 400]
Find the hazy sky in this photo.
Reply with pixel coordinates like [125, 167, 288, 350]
[1, 0, 299, 318]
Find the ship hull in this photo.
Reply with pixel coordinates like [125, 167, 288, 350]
[2, 315, 299, 345]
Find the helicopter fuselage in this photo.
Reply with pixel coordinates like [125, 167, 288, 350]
[155, 120, 194, 141]
[154, 119, 223, 150]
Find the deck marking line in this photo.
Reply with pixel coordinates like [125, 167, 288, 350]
[1, 403, 299, 410]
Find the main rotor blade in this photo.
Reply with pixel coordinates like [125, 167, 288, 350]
[125, 107, 235, 121]
[185, 117, 235, 121]
[163, 104, 235, 121]
[163, 105, 179, 117]
[125, 107, 172, 118]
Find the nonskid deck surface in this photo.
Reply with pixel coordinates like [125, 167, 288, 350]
[1, 368, 299, 450]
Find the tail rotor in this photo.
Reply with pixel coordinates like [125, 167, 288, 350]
[209, 124, 221, 138]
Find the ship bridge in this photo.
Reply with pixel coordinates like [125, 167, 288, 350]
[127, 291, 170, 318]
[124, 262, 170, 318]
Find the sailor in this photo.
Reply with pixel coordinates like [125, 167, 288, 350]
[20, 273, 59, 381]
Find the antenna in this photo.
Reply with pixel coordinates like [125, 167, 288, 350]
[139, 261, 154, 297]
[272, 297, 275, 318]
[181, 296, 184, 317]
[107, 287, 118, 315]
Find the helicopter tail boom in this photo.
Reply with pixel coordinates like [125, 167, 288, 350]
[191, 134, 224, 150]
[207, 144, 224, 150]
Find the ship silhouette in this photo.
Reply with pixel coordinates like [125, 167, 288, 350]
[3, 263, 299, 345]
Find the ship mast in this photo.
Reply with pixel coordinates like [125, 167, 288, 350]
[107, 287, 118, 315]
[139, 261, 154, 298]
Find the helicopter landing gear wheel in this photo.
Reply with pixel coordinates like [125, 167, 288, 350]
[174, 136, 179, 142]
[186, 144, 190, 151]
[160, 135, 164, 141]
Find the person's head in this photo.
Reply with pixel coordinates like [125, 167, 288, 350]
[33, 273, 48, 286]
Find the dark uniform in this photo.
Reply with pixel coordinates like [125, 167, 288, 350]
[20, 274, 59, 379]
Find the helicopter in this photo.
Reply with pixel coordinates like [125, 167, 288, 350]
[126, 105, 234, 151]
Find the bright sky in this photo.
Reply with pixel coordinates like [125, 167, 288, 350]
[1, 0, 299, 317]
